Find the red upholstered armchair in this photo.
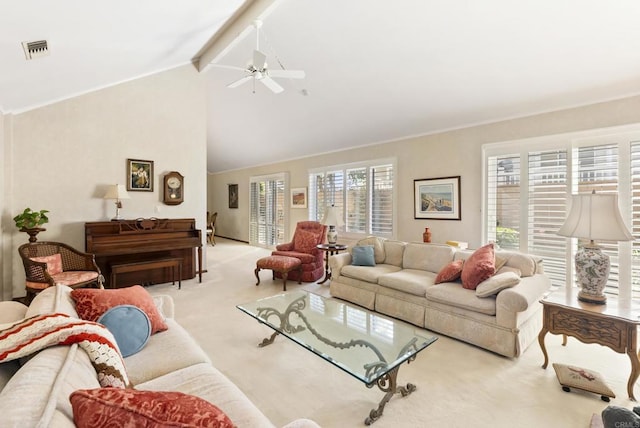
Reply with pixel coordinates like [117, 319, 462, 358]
[271, 221, 327, 282]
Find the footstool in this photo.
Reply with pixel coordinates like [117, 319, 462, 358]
[255, 256, 302, 291]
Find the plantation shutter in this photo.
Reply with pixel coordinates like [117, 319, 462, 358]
[249, 174, 286, 247]
[346, 167, 367, 233]
[527, 149, 568, 287]
[486, 154, 520, 250]
[630, 141, 640, 299]
[371, 164, 393, 235]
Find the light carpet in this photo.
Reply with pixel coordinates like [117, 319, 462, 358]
[147, 238, 635, 428]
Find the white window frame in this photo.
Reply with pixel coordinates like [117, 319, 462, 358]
[249, 172, 288, 248]
[308, 157, 397, 240]
[482, 124, 640, 305]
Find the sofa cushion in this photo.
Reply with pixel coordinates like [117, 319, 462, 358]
[294, 229, 318, 253]
[461, 243, 496, 290]
[356, 236, 385, 263]
[402, 243, 455, 273]
[382, 240, 406, 267]
[31, 253, 63, 275]
[435, 259, 464, 284]
[340, 264, 402, 284]
[70, 388, 234, 428]
[475, 272, 521, 298]
[71, 285, 168, 334]
[425, 282, 497, 316]
[97, 305, 151, 357]
[26, 284, 79, 318]
[352, 245, 376, 266]
[378, 269, 434, 297]
[497, 250, 538, 277]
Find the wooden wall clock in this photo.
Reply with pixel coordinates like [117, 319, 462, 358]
[163, 171, 184, 205]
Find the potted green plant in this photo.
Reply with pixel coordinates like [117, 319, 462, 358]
[13, 208, 49, 242]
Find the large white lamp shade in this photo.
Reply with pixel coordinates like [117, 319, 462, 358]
[321, 205, 344, 245]
[103, 184, 130, 220]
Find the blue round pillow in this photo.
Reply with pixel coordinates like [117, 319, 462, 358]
[97, 304, 151, 357]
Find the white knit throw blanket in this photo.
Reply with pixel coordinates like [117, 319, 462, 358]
[0, 313, 129, 388]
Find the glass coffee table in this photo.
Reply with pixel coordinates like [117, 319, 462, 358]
[237, 290, 437, 425]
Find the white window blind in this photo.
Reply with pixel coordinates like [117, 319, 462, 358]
[249, 174, 286, 247]
[486, 154, 520, 250]
[527, 149, 568, 287]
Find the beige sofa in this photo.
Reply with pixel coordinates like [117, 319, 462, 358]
[329, 239, 551, 358]
[0, 285, 318, 428]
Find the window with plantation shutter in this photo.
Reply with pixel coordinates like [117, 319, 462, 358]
[484, 128, 640, 302]
[309, 159, 395, 239]
[527, 149, 568, 287]
[249, 173, 286, 248]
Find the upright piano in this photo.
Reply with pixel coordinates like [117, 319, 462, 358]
[85, 218, 202, 288]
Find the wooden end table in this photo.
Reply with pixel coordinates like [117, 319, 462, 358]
[538, 287, 640, 400]
[316, 244, 347, 284]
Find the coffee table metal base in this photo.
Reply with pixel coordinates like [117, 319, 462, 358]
[253, 295, 418, 425]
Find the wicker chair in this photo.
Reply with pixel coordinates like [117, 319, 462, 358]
[18, 241, 104, 303]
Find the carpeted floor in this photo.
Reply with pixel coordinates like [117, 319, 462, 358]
[147, 238, 635, 427]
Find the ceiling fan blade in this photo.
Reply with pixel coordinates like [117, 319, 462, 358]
[268, 69, 306, 79]
[227, 75, 253, 89]
[260, 76, 284, 94]
[253, 49, 267, 70]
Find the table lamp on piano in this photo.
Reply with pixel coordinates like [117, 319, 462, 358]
[103, 184, 130, 221]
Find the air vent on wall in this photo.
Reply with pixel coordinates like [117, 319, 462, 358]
[22, 40, 49, 60]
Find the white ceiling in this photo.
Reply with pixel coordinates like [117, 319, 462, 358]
[4, 1, 640, 174]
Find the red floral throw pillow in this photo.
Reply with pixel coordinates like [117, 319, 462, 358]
[71, 285, 168, 334]
[70, 388, 235, 428]
[434, 259, 464, 284]
[461, 243, 496, 290]
[293, 229, 319, 253]
[30, 253, 63, 275]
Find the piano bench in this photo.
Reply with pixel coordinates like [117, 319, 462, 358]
[110, 258, 183, 289]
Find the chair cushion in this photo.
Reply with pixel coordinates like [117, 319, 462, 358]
[51, 271, 98, 286]
[70, 388, 235, 428]
[71, 285, 168, 334]
[294, 229, 319, 253]
[30, 254, 63, 275]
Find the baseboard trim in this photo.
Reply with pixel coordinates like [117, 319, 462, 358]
[214, 235, 249, 244]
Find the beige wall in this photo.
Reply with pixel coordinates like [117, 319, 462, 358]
[208, 95, 640, 247]
[1, 65, 207, 299]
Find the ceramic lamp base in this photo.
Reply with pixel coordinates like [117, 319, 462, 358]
[327, 226, 337, 245]
[575, 245, 609, 305]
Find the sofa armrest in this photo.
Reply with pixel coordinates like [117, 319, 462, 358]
[152, 294, 175, 319]
[329, 252, 352, 277]
[496, 274, 552, 313]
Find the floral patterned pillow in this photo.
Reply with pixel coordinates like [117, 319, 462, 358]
[293, 229, 319, 253]
[71, 285, 167, 334]
[70, 388, 235, 428]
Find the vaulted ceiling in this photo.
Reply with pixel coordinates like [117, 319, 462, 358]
[4, 1, 640, 173]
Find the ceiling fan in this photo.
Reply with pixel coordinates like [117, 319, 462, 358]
[213, 20, 305, 94]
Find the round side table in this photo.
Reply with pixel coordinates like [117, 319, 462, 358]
[316, 244, 348, 284]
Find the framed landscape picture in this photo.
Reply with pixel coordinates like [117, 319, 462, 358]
[414, 176, 461, 220]
[127, 159, 153, 191]
[291, 187, 307, 208]
[228, 184, 238, 209]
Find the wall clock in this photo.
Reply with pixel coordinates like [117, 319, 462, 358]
[163, 171, 184, 205]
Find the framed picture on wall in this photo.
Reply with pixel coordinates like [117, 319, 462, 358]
[127, 159, 154, 191]
[229, 184, 239, 209]
[414, 176, 461, 220]
[291, 187, 307, 208]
